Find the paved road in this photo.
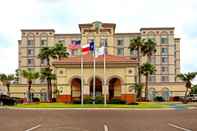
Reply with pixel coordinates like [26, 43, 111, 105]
[0, 108, 196, 131]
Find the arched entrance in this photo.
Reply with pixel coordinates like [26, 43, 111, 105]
[148, 88, 156, 101]
[90, 77, 102, 96]
[161, 87, 170, 101]
[108, 78, 121, 101]
[71, 78, 81, 101]
[40, 89, 47, 102]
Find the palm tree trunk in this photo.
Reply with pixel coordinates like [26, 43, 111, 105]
[6, 84, 10, 97]
[28, 80, 32, 103]
[184, 88, 188, 99]
[145, 75, 148, 101]
[137, 47, 141, 84]
[47, 79, 52, 102]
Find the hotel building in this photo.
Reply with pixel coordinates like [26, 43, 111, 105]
[9, 21, 185, 103]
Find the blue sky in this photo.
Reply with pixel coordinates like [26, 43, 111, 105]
[0, 0, 196, 82]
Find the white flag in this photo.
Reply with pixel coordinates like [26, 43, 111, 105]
[95, 46, 105, 57]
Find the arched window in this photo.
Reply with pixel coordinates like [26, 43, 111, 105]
[160, 32, 169, 44]
[147, 31, 156, 41]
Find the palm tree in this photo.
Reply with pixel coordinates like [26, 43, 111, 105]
[38, 47, 56, 68]
[140, 63, 156, 100]
[38, 44, 68, 102]
[177, 72, 197, 99]
[142, 38, 157, 58]
[53, 43, 69, 60]
[21, 70, 40, 103]
[129, 36, 145, 84]
[133, 83, 143, 99]
[40, 68, 56, 102]
[14, 69, 20, 84]
[0, 74, 15, 96]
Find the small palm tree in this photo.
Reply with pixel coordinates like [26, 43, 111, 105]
[140, 63, 156, 100]
[53, 43, 69, 60]
[129, 36, 145, 84]
[21, 70, 39, 103]
[177, 72, 197, 99]
[40, 68, 56, 102]
[0, 74, 14, 96]
[133, 83, 143, 99]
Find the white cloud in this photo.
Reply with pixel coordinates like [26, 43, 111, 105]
[0, 0, 197, 78]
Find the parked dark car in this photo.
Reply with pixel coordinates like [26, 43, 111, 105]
[0, 95, 16, 106]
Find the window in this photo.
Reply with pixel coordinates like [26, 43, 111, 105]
[27, 40, 33, 47]
[160, 34, 168, 44]
[161, 48, 168, 55]
[117, 48, 124, 56]
[161, 66, 168, 73]
[41, 59, 47, 65]
[148, 56, 156, 64]
[41, 40, 47, 46]
[28, 59, 33, 66]
[149, 75, 156, 82]
[161, 76, 169, 82]
[27, 49, 34, 56]
[117, 39, 124, 46]
[100, 39, 107, 47]
[161, 56, 168, 64]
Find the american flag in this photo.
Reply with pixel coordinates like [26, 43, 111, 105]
[68, 40, 81, 49]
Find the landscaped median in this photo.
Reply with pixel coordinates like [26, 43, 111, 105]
[13, 102, 175, 109]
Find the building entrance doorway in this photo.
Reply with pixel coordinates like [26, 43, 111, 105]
[90, 77, 102, 96]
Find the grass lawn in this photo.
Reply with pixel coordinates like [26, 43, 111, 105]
[15, 102, 172, 109]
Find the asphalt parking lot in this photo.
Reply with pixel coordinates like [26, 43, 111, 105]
[0, 108, 196, 131]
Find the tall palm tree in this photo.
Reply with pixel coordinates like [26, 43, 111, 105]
[129, 36, 145, 84]
[53, 43, 69, 60]
[40, 68, 56, 102]
[142, 38, 157, 58]
[140, 63, 156, 100]
[177, 72, 197, 99]
[0, 74, 15, 96]
[38, 44, 68, 102]
[38, 47, 56, 68]
[21, 70, 40, 103]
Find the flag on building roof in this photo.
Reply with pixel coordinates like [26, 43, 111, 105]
[95, 46, 105, 57]
[82, 44, 90, 55]
[81, 41, 95, 55]
[68, 40, 81, 50]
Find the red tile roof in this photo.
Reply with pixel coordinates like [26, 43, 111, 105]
[53, 55, 138, 65]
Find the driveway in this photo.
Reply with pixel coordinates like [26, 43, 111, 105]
[0, 108, 196, 131]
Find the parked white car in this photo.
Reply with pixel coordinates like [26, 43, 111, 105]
[187, 94, 197, 102]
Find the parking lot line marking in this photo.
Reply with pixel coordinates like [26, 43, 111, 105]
[168, 123, 192, 131]
[25, 124, 41, 131]
[104, 124, 109, 131]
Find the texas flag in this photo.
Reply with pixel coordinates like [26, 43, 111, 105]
[82, 41, 95, 55]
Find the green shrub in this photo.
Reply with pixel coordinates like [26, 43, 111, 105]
[95, 96, 104, 104]
[84, 96, 93, 104]
[154, 96, 165, 102]
[110, 98, 126, 104]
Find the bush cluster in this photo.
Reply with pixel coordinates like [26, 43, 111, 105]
[154, 96, 165, 102]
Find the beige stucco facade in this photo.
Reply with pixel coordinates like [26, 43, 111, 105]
[0, 21, 186, 102]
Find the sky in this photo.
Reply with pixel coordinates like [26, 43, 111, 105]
[0, 0, 196, 83]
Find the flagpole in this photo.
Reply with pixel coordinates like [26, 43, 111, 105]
[80, 50, 84, 105]
[93, 47, 96, 104]
[104, 44, 107, 106]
